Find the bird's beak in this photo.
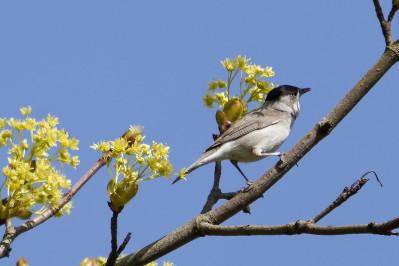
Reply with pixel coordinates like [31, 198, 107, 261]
[299, 88, 311, 96]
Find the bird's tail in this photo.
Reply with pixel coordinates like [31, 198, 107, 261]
[172, 150, 216, 184]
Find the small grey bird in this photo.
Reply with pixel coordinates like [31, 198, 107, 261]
[173, 85, 310, 184]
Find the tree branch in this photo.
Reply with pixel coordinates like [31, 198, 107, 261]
[201, 161, 222, 214]
[0, 156, 107, 258]
[106, 210, 121, 266]
[198, 218, 399, 236]
[309, 171, 381, 223]
[117, 33, 399, 266]
[372, 0, 398, 46]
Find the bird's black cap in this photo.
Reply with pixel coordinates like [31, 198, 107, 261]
[266, 85, 311, 101]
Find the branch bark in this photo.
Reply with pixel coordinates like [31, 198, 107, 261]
[198, 219, 399, 236]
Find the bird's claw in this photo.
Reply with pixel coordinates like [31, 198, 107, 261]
[278, 153, 287, 163]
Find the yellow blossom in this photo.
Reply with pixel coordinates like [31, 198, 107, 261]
[235, 55, 250, 69]
[221, 58, 237, 71]
[20, 106, 32, 116]
[208, 78, 218, 91]
[202, 92, 216, 108]
[111, 138, 129, 155]
[46, 114, 59, 127]
[203, 55, 275, 127]
[215, 92, 228, 108]
[0, 107, 79, 220]
[92, 126, 182, 208]
[263, 66, 275, 77]
[179, 168, 187, 180]
[24, 118, 37, 131]
[217, 79, 227, 88]
[249, 88, 264, 102]
[0, 118, 6, 129]
[8, 118, 24, 130]
[97, 257, 107, 265]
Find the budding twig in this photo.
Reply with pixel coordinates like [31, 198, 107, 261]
[309, 171, 382, 223]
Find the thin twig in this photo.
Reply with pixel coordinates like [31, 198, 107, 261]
[106, 210, 120, 266]
[116, 233, 132, 258]
[201, 161, 222, 214]
[372, 0, 395, 46]
[309, 171, 381, 223]
[387, 1, 399, 23]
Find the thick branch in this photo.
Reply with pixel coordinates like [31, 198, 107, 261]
[117, 44, 399, 266]
[198, 218, 399, 236]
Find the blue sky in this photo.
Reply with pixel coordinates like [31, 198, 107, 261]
[0, 1, 398, 265]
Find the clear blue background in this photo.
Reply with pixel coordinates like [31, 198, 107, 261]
[0, 1, 398, 265]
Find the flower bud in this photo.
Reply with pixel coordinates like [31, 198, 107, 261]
[0, 204, 9, 220]
[16, 207, 33, 220]
[108, 179, 139, 211]
[218, 121, 232, 134]
[17, 257, 29, 266]
[30, 160, 36, 173]
[80, 258, 97, 266]
[122, 126, 143, 146]
[224, 98, 243, 122]
[116, 182, 138, 206]
[122, 130, 137, 147]
[215, 110, 227, 126]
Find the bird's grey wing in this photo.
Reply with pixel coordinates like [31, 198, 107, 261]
[205, 108, 283, 151]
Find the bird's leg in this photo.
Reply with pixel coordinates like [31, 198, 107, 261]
[260, 151, 282, 157]
[230, 160, 253, 186]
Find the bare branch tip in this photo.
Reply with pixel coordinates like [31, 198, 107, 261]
[361, 170, 383, 187]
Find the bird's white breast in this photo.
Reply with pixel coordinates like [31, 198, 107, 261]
[206, 118, 292, 163]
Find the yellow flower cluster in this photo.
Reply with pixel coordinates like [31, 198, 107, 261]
[0, 106, 79, 221]
[202, 55, 275, 117]
[91, 126, 179, 210]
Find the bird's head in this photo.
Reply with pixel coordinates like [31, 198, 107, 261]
[263, 85, 311, 117]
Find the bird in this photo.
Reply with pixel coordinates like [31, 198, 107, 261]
[173, 85, 311, 184]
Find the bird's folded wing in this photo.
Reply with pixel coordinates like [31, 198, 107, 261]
[205, 109, 282, 151]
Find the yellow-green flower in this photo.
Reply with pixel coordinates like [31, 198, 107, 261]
[0, 107, 79, 221]
[202, 92, 216, 108]
[92, 126, 182, 208]
[203, 55, 274, 120]
[208, 78, 218, 91]
[20, 106, 32, 116]
[217, 79, 227, 88]
[0, 118, 6, 129]
[249, 88, 264, 102]
[263, 66, 275, 77]
[179, 168, 187, 180]
[221, 58, 237, 71]
[235, 55, 250, 69]
[215, 92, 228, 108]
